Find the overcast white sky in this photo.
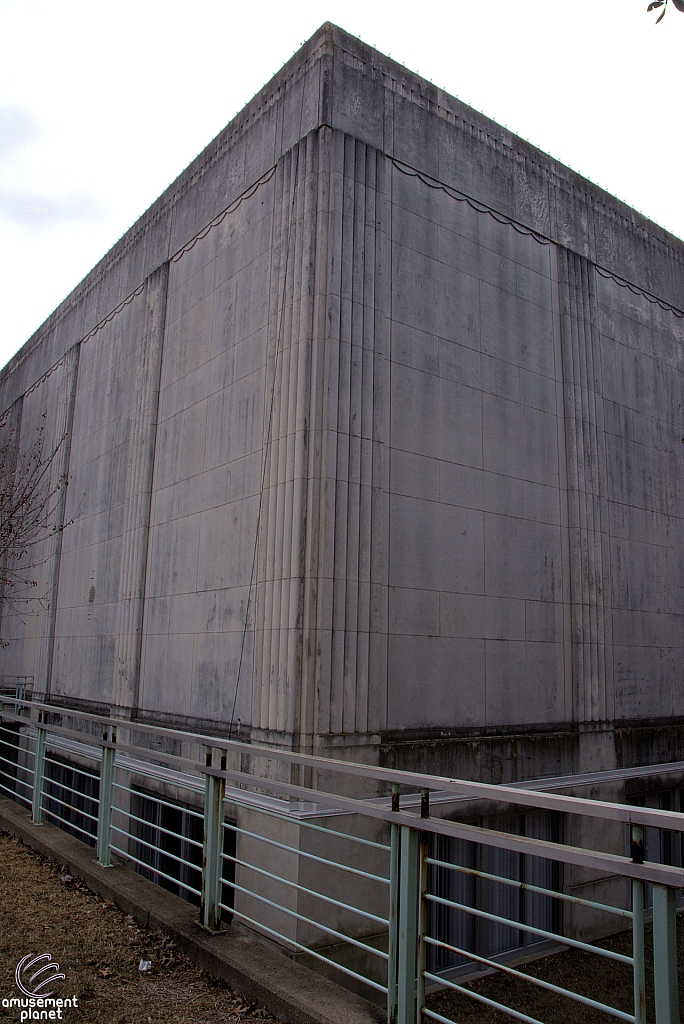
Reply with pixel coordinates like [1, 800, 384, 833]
[1, 0, 682, 370]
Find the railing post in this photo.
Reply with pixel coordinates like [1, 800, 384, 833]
[201, 747, 225, 932]
[416, 792, 429, 1024]
[31, 724, 46, 825]
[97, 725, 116, 867]
[630, 824, 646, 1024]
[652, 883, 679, 1024]
[388, 784, 400, 1024]
[397, 824, 420, 1024]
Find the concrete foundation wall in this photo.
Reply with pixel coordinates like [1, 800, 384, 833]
[2, 24, 684, 783]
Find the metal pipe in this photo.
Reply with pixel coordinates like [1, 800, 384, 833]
[201, 748, 225, 932]
[424, 939, 635, 1022]
[425, 892, 633, 964]
[97, 725, 116, 868]
[43, 753, 100, 779]
[397, 825, 420, 1024]
[42, 807, 97, 840]
[110, 824, 201, 874]
[416, 832, 428, 1024]
[7, 707, 684, 886]
[40, 790, 99, 823]
[32, 726, 46, 825]
[0, 752, 35, 775]
[227, 797, 391, 851]
[387, 783, 400, 1024]
[0, 778, 31, 804]
[11, 698, 684, 835]
[42, 774, 98, 806]
[219, 903, 388, 994]
[0, 724, 35, 745]
[426, 856, 633, 918]
[652, 884, 679, 1024]
[222, 820, 390, 884]
[220, 852, 389, 926]
[219, 876, 389, 960]
[111, 780, 204, 819]
[212, 768, 684, 888]
[424, 985, 546, 1024]
[0, 768, 32, 789]
[111, 805, 203, 848]
[631, 824, 646, 1024]
[109, 843, 202, 897]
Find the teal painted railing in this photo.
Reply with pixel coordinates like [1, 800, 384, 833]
[1, 698, 682, 1024]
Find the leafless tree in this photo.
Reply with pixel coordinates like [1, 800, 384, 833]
[0, 414, 71, 647]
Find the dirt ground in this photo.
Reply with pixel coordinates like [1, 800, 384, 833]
[2, 827, 684, 1024]
[0, 830, 280, 1023]
[427, 911, 684, 1024]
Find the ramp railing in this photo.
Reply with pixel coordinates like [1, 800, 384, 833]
[1, 698, 683, 1024]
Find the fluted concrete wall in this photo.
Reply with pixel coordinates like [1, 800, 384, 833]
[2, 24, 684, 782]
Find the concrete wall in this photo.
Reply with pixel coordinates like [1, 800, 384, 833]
[2, 23, 684, 783]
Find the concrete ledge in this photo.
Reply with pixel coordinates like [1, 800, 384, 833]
[0, 795, 385, 1024]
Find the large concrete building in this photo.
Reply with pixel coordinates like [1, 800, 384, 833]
[2, 23, 684, 788]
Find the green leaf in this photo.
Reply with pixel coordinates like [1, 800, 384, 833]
[656, 4, 667, 20]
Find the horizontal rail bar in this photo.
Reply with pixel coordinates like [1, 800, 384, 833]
[0, 752, 34, 775]
[231, 799, 391, 852]
[221, 852, 389, 927]
[110, 824, 201, 874]
[223, 820, 390, 885]
[42, 775, 98, 807]
[42, 806, 97, 840]
[9, 711, 684, 887]
[111, 780, 204, 820]
[5, 705, 684, 887]
[41, 790, 99, 823]
[220, 903, 387, 994]
[221, 877, 389, 960]
[0, 769, 32, 790]
[109, 843, 202, 897]
[424, 985, 546, 1024]
[111, 805, 204, 849]
[425, 893, 633, 964]
[0, 735, 36, 755]
[43, 753, 100, 780]
[0, 778, 31, 803]
[427, 857, 633, 919]
[8, 700, 684, 833]
[424, 937, 635, 1022]
[214, 767, 684, 888]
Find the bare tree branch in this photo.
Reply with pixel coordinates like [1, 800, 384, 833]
[0, 414, 73, 647]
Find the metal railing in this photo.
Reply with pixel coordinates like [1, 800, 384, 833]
[0, 697, 682, 1024]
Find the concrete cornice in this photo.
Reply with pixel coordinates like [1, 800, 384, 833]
[327, 24, 684, 265]
[3, 21, 683, 399]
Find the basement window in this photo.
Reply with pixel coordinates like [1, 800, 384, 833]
[428, 810, 562, 978]
[129, 786, 235, 918]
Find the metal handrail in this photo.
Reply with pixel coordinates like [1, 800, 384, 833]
[1, 696, 682, 1024]
[6, 698, 684, 834]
